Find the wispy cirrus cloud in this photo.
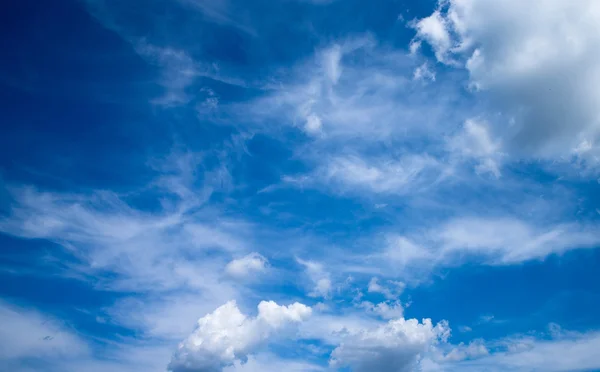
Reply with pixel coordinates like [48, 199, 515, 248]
[380, 216, 600, 271]
[0, 301, 88, 364]
[432, 326, 600, 371]
[4, 1, 600, 371]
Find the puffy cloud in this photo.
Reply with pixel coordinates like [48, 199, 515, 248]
[412, 11, 453, 63]
[414, 0, 600, 161]
[169, 300, 311, 372]
[225, 253, 269, 279]
[329, 317, 451, 372]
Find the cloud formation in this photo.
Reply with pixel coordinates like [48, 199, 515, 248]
[168, 300, 311, 372]
[225, 253, 269, 279]
[0, 301, 88, 364]
[414, 0, 600, 161]
[329, 317, 450, 372]
[384, 216, 600, 268]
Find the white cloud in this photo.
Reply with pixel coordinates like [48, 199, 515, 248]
[448, 119, 503, 178]
[286, 154, 444, 196]
[321, 44, 343, 84]
[440, 329, 600, 371]
[304, 114, 323, 135]
[226, 35, 455, 142]
[176, 0, 257, 36]
[412, 11, 453, 63]
[297, 258, 332, 299]
[225, 253, 269, 279]
[223, 353, 324, 372]
[329, 317, 450, 372]
[0, 151, 253, 294]
[414, 0, 600, 161]
[107, 292, 237, 341]
[437, 217, 600, 264]
[168, 300, 311, 372]
[442, 340, 489, 362]
[0, 301, 88, 363]
[359, 301, 405, 320]
[0, 152, 261, 363]
[413, 62, 436, 82]
[135, 42, 201, 106]
[367, 277, 405, 300]
[383, 217, 600, 268]
[383, 235, 434, 269]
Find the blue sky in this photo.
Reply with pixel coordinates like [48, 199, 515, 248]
[1, 0, 600, 371]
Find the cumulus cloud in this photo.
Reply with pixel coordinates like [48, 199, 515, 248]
[168, 300, 311, 372]
[329, 317, 450, 372]
[225, 253, 269, 279]
[414, 0, 600, 161]
[411, 11, 453, 63]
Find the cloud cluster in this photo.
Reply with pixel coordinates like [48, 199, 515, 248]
[329, 317, 450, 372]
[414, 0, 600, 162]
[0, 152, 260, 348]
[4, 1, 600, 372]
[168, 300, 311, 372]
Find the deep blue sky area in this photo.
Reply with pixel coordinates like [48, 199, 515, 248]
[1, 1, 600, 371]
